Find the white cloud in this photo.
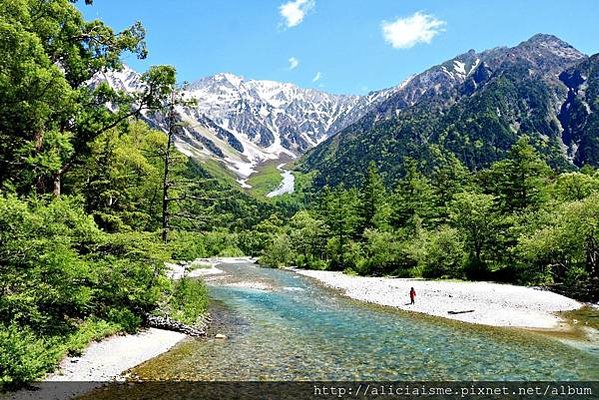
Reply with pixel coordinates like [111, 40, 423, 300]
[312, 72, 322, 82]
[288, 57, 300, 70]
[279, 0, 315, 28]
[381, 12, 446, 49]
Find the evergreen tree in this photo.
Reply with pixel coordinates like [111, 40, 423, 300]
[391, 158, 439, 230]
[319, 186, 363, 269]
[450, 191, 498, 279]
[481, 137, 551, 213]
[361, 162, 391, 230]
[428, 147, 472, 220]
[289, 210, 327, 268]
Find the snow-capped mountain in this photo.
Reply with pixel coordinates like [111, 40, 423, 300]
[356, 34, 585, 122]
[96, 68, 399, 185]
[94, 34, 588, 188]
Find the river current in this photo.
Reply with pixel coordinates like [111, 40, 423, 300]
[129, 262, 598, 381]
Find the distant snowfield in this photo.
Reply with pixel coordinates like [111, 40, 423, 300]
[267, 163, 295, 197]
[93, 67, 403, 190]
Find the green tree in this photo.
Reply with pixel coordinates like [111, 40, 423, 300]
[450, 192, 498, 279]
[68, 122, 167, 232]
[553, 171, 597, 201]
[418, 226, 465, 279]
[361, 162, 391, 230]
[481, 137, 551, 213]
[289, 210, 327, 268]
[319, 186, 363, 270]
[260, 232, 294, 268]
[357, 228, 401, 275]
[391, 158, 439, 230]
[517, 194, 599, 284]
[0, 0, 176, 196]
[428, 147, 472, 220]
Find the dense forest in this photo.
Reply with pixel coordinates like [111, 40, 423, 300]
[262, 139, 599, 303]
[0, 0, 272, 388]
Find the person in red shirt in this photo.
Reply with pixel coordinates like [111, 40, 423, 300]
[410, 287, 416, 305]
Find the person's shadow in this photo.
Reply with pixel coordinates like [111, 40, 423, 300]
[404, 302, 412, 306]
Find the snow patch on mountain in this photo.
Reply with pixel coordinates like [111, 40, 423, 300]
[97, 67, 400, 184]
[454, 60, 466, 75]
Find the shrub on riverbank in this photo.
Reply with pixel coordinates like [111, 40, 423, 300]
[0, 195, 211, 389]
[165, 278, 210, 326]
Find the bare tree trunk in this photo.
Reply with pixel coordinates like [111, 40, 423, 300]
[587, 234, 598, 278]
[53, 173, 61, 197]
[52, 160, 74, 197]
[161, 157, 170, 243]
[35, 130, 47, 193]
[162, 96, 175, 244]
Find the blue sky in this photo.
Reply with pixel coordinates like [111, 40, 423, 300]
[78, 0, 599, 95]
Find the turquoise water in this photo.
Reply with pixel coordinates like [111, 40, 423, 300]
[131, 263, 599, 381]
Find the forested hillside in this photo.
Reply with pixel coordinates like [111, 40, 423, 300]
[559, 54, 599, 165]
[298, 35, 597, 187]
[265, 139, 599, 303]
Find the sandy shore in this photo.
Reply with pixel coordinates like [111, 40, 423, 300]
[295, 269, 582, 329]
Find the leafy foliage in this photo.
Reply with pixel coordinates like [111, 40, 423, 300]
[166, 278, 209, 326]
[262, 140, 599, 300]
[0, 0, 274, 388]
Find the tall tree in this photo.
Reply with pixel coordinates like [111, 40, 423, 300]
[0, 0, 175, 196]
[361, 162, 391, 230]
[391, 158, 439, 230]
[319, 186, 363, 269]
[289, 210, 326, 267]
[161, 92, 178, 243]
[450, 191, 498, 278]
[481, 137, 551, 213]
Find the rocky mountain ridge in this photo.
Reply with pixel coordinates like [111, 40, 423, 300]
[96, 68, 401, 185]
[298, 34, 596, 187]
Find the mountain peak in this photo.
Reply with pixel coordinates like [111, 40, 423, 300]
[525, 33, 565, 44]
[212, 72, 244, 85]
[519, 33, 582, 55]
[511, 33, 586, 71]
[188, 72, 246, 92]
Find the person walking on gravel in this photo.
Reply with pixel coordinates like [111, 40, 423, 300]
[410, 287, 416, 305]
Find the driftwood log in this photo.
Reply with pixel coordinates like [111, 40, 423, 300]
[447, 310, 475, 315]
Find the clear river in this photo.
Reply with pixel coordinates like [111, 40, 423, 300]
[129, 262, 599, 381]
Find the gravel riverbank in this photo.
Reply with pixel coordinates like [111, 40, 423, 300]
[295, 269, 582, 329]
[6, 329, 186, 400]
